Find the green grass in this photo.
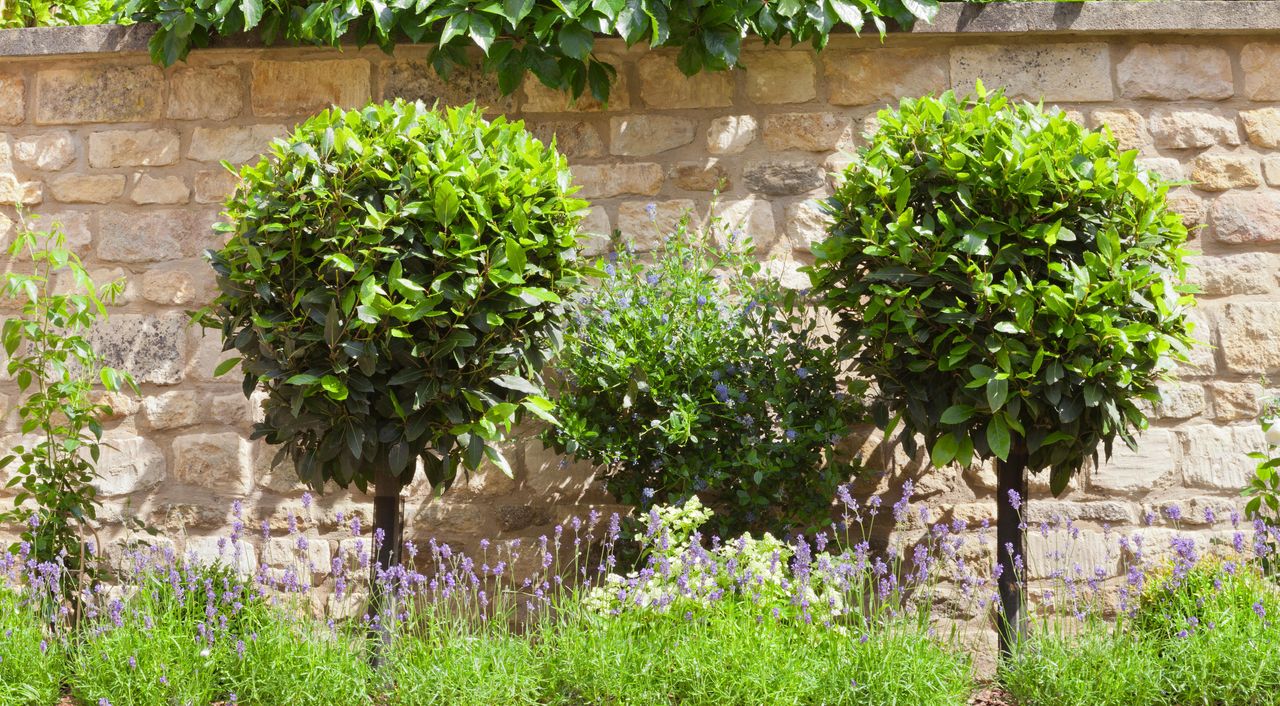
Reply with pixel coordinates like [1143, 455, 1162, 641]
[0, 589, 63, 706]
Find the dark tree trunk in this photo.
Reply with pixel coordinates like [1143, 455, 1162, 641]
[368, 468, 405, 666]
[996, 436, 1029, 658]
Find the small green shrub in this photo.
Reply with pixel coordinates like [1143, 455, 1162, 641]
[546, 212, 862, 536]
[0, 0, 118, 28]
[0, 589, 63, 706]
[1245, 401, 1280, 575]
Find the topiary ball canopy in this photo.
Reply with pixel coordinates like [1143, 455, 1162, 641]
[809, 86, 1197, 495]
[201, 100, 587, 495]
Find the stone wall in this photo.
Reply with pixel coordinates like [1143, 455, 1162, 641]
[1, 7, 1279, 582]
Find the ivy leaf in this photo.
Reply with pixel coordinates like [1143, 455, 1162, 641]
[902, 0, 939, 22]
[440, 12, 470, 45]
[468, 14, 496, 54]
[240, 0, 263, 28]
[558, 23, 594, 60]
[502, 0, 535, 23]
[827, 0, 864, 30]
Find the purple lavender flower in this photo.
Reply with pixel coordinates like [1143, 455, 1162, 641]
[1255, 601, 1267, 620]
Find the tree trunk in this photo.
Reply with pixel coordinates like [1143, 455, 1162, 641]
[368, 467, 405, 666]
[996, 436, 1029, 658]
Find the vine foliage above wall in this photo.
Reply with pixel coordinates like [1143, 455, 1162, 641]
[121, 0, 939, 101]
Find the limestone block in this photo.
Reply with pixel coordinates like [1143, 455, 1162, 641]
[715, 196, 777, 249]
[577, 207, 613, 257]
[743, 51, 816, 104]
[0, 175, 42, 205]
[528, 121, 604, 158]
[142, 391, 206, 430]
[194, 169, 239, 204]
[173, 432, 252, 495]
[13, 132, 74, 171]
[1117, 44, 1233, 100]
[1241, 42, 1280, 100]
[381, 59, 514, 113]
[1179, 426, 1265, 490]
[1209, 382, 1264, 421]
[1189, 153, 1260, 192]
[1152, 381, 1206, 420]
[707, 115, 758, 155]
[609, 115, 695, 156]
[25, 210, 91, 253]
[826, 48, 948, 106]
[743, 159, 825, 195]
[97, 210, 198, 262]
[1188, 252, 1280, 296]
[1181, 309, 1216, 377]
[1025, 500, 1138, 525]
[784, 200, 829, 253]
[617, 200, 697, 251]
[763, 112, 855, 152]
[1137, 157, 1182, 182]
[1090, 109, 1148, 152]
[93, 433, 166, 498]
[1028, 530, 1116, 579]
[250, 59, 371, 117]
[1240, 107, 1280, 148]
[571, 163, 663, 198]
[49, 174, 124, 204]
[89, 313, 187, 385]
[36, 66, 163, 124]
[1264, 155, 1280, 186]
[1148, 109, 1240, 149]
[1088, 428, 1176, 493]
[951, 43, 1111, 102]
[88, 129, 180, 168]
[0, 74, 23, 125]
[264, 536, 333, 575]
[130, 174, 189, 205]
[189, 125, 286, 164]
[167, 65, 243, 121]
[638, 53, 733, 109]
[669, 160, 728, 192]
[1210, 191, 1280, 244]
[1219, 302, 1280, 374]
[183, 536, 257, 576]
[1165, 190, 1206, 233]
[141, 261, 215, 306]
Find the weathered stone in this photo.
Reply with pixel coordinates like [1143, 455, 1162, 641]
[1117, 44, 1233, 100]
[143, 391, 205, 430]
[382, 59, 514, 113]
[1165, 190, 1207, 233]
[578, 207, 613, 257]
[571, 163, 663, 198]
[167, 65, 243, 121]
[88, 129, 180, 168]
[1189, 153, 1260, 192]
[255, 442, 305, 494]
[763, 112, 855, 152]
[49, 174, 124, 204]
[188, 125, 286, 163]
[141, 261, 214, 306]
[1145, 496, 1237, 527]
[1148, 109, 1240, 149]
[250, 59, 371, 117]
[1088, 428, 1176, 493]
[89, 313, 187, 385]
[1026, 500, 1139, 525]
[497, 505, 553, 532]
[1264, 155, 1280, 186]
[1209, 382, 1264, 421]
[1239, 107, 1280, 148]
[1181, 309, 1216, 377]
[173, 433, 252, 495]
[1188, 252, 1280, 296]
[0, 75, 22, 125]
[93, 433, 166, 498]
[744, 51, 816, 104]
[0, 175, 41, 205]
[25, 210, 90, 253]
[1220, 302, 1280, 374]
[951, 43, 1111, 102]
[1136, 157, 1182, 182]
[1153, 381, 1206, 420]
[707, 115, 758, 155]
[609, 115, 695, 156]
[13, 131, 74, 170]
[212, 394, 255, 426]
[638, 53, 733, 109]
[716, 197, 777, 249]
[152, 503, 229, 534]
[1241, 42, 1280, 100]
[743, 159, 825, 195]
[183, 536, 257, 576]
[528, 121, 604, 158]
[194, 169, 239, 204]
[784, 200, 828, 253]
[36, 65, 163, 124]
[97, 210, 195, 262]
[1210, 191, 1280, 244]
[1179, 426, 1265, 490]
[185, 329, 239, 383]
[522, 56, 629, 112]
[130, 174, 189, 205]
[1028, 530, 1116, 579]
[669, 161, 728, 192]
[826, 48, 948, 106]
[617, 200, 697, 251]
[1090, 109, 1148, 152]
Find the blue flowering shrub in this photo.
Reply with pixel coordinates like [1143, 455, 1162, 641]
[545, 209, 864, 537]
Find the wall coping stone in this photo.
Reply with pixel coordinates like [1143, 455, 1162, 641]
[1, 2, 1278, 59]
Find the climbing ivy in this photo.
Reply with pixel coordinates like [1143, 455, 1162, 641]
[122, 0, 939, 102]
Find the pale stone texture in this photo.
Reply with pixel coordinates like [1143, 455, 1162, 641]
[1137, 157, 1182, 182]
[1166, 190, 1207, 233]
[1241, 43, 1280, 100]
[638, 53, 733, 109]
[141, 261, 214, 306]
[1219, 303, 1280, 374]
[707, 115, 758, 155]
[1189, 153, 1260, 192]
[250, 59, 371, 117]
[669, 161, 728, 191]
[1088, 429, 1177, 493]
[382, 59, 514, 113]
[89, 313, 187, 385]
[1209, 382, 1264, 421]
[826, 48, 948, 106]
[49, 174, 125, 203]
[1117, 44, 1233, 100]
[189, 125, 286, 163]
[609, 115, 695, 156]
[0, 176, 41, 205]
[572, 163, 663, 198]
[1240, 107, 1280, 148]
[744, 159, 825, 195]
[1210, 191, 1280, 244]
[716, 196, 777, 249]
[1148, 109, 1240, 149]
[950, 43, 1111, 102]
[194, 170, 239, 204]
[577, 207, 613, 257]
[1090, 109, 1148, 152]
[784, 200, 828, 253]
[1265, 155, 1280, 186]
[173, 433, 252, 495]
[93, 434, 166, 498]
[0, 74, 23, 125]
[36, 65, 164, 124]
[168, 65, 243, 120]
[744, 51, 816, 104]
[763, 113, 855, 152]
[1153, 381, 1206, 420]
[130, 174, 189, 205]
[143, 391, 205, 430]
[1179, 426, 1266, 490]
[97, 210, 197, 262]
[1190, 252, 1280, 296]
[13, 131, 74, 170]
[617, 200, 697, 250]
[528, 121, 604, 158]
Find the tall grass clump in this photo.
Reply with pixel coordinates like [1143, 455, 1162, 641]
[0, 557, 64, 706]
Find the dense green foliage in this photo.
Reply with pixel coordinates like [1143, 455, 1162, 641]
[0, 0, 117, 28]
[0, 217, 137, 589]
[198, 100, 585, 494]
[546, 213, 861, 536]
[1246, 401, 1280, 520]
[121, 0, 939, 101]
[808, 85, 1196, 492]
[0, 589, 63, 706]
